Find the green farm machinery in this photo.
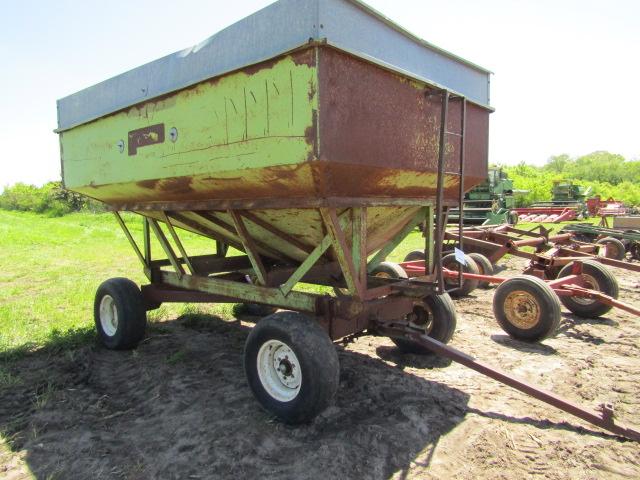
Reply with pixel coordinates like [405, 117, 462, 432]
[515, 181, 591, 223]
[449, 167, 520, 225]
[55, 0, 638, 440]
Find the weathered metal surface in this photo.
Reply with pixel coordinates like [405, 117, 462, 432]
[61, 48, 318, 204]
[318, 48, 488, 193]
[128, 124, 165, 156]
[56, 0, 491, 132]
[60, 45, 489, 213]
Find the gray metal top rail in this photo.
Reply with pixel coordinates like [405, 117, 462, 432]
[56, 0, 492, 132]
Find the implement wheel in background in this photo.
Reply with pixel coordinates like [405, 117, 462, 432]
[596, 237, 626, 260]
[94, 278, 147, 350]
[493, 275, 561, 342]
[557, 261, 619, 318]
[467, 252, 494, 289]
[403, 250, 426, 262]
[442, 253, 480, 297]
[371, 261, 408, 279]
[391, 293, 458, 355]
[244, 312, 339, 424]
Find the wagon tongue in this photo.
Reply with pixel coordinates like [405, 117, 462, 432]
[379, 326, 640, 442]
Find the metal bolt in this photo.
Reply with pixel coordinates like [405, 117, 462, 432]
[117, 140, 125, 153]
[169, 127, 178, 142]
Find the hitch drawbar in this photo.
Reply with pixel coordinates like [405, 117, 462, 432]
[380, 327, 640, 442]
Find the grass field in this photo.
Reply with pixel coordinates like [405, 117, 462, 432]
[0, 210, 597, 361]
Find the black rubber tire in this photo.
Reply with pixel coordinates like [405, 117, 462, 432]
[392, 293, 458, 354]
[442, 253, 480, 297]
[508, 211, 519, 226]
[403, 250, 426, 262]
[241, 303, 278, 317]
[94, 278, 147, 350]
[493, 275, 561, 342]
[371, 262, 408, 279]
[596, 237, 626, 260]
[630, 242, 640, 261]
[557, 261, 619, 318]
[468, 253, 494, 289]
[244, 311, 339, 424]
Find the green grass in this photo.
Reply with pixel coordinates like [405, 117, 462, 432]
[0, 210, 222, 357]
[0, 210, 598, 359]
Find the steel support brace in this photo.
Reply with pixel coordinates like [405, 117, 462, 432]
[279, 211, 351, 296]
[351, 208, 367, 290]
[113, 212, 146, 268]
[424, 205, 434, 275]
[320, 208, 363, 299]
[148, 218, 185, 276]
[160, 270, 319, 312]
[228, 210, 267, 285]
[367, 208, 427, 273]
[162, 212, 195, 275]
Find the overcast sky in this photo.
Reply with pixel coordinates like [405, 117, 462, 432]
[1, 0, 638, 186]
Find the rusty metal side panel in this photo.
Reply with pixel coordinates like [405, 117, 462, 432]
[317, 47, 489, 200]
[60, 49, 318, 205]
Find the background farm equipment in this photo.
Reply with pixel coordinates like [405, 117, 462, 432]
[449, 167, 522, 226]
[513, 181, 591, 223]
[560, 221, 640, 260]
[399, 258, 639, 331]
[443, 224, 640, 277]
[54, 0, 638, 442]
[586, 196, 627, 216]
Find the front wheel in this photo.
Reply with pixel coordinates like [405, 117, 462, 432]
[244, 311, 339, 424]
[94, 278, 147, 350]
[493, 275, 561, 342]
[391, 293, 458, 354]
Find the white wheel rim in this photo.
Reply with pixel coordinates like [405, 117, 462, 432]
[256, 340, 301, 402]
[99, 295, 119, 337]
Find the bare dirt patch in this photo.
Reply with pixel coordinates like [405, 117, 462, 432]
[1, 256, 639, 479]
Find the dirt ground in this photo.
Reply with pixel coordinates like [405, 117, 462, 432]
[1, 256, 639, 480]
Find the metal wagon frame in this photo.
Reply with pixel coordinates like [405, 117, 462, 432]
[112, 88, 467, 343]
[108, 92, 640, 442]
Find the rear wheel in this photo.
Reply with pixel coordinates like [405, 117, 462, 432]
[391, 293, 457, 354]
[557, 261, 619, 317]
[94, 278, 147, 350]
[442, 253, 480, 297]
[493, 275, 561, 342]
[468, 253, 494, 289]
[244, 312, 339, 424]
[596, 237, 626, 260]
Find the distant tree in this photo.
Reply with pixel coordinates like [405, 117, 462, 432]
[544, 154, 571, 173]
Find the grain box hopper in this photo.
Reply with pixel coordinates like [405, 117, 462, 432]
[55, 0, 638, 440]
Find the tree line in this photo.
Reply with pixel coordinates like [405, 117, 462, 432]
[0, 181, 105, 216]
[501, 151, 640, 207]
